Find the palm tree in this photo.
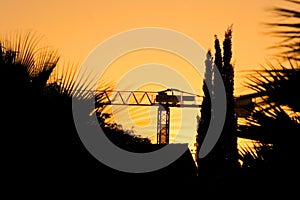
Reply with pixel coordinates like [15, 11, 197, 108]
[239, 61, 300, 161]
[1, 31, 152, 179]
[1, 31, 60, 96]
[1, 32, 59, 140]
[239, 0, 300, 179]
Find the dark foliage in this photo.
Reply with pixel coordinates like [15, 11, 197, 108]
[197, 26, 239, 179]
[1, 32, 197, 182]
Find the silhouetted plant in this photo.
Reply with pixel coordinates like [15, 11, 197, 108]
[239, 0, 300, 179]
[214, 35, 223, 74]
[221, 26, 238, 166]
[246, 61, 300, 112]
[197, 26, 239, 178]
[0, 31, 59, 96]
[1, 31, 152, 179]
[266, 0, 300, 60]
[239, 142, 275, 174]
[196, 50, 212, 168]
[239, 63, 300, 175]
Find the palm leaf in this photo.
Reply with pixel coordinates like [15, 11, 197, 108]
[239, 142, 274, 169]
[265, 0, 300, 59]
[1, 31, 60, 93]
[246, 60, 300, 112]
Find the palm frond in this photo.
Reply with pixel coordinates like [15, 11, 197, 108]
[265, 0, 300, 59]
[246, 60, 300, 112]
[47, 61, 112, 100]
[287, 0, 300, 5]
[1, 31, 42, 68]
[1, 31, 60, 93]
[272, 8, 300, 18]
[239, 142, 274, 170]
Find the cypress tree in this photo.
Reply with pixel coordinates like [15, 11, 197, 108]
[196, 50, 213, 173]
[222, 26, 238, 168]
[214, 35, 223, 74]
[197, 26, 239, 178]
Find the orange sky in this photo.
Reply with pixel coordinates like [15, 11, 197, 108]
[0, 0, 289, 147]
[0, 0, 288, 95]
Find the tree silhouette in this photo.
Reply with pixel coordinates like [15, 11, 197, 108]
[239, 63, 300, 179]
[2, 31, 197, 179]
[197, 26, 239, 179]
[1, 32, 154, 180]
[214, 35, 223, 74]
[196, 50, 213, 174]
[221, 26, 238, 168]
[239, 0, 300, 182]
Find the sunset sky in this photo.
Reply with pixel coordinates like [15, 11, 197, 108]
[0, 0, 289, 146]
[1, 0, 287, 88]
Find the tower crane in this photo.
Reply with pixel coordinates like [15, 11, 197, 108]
[95, 88, 203, 144]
